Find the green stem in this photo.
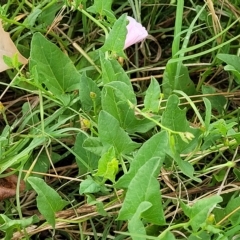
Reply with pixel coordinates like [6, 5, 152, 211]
[158, 222, 188, 239]
[130, 101, 186, 136]
[201, 161, 235, 173]
[38, 90, 45, 134]
[119, 155, 127, 174]
[79, 8, 109, 39]
[77, 6, 109, 60]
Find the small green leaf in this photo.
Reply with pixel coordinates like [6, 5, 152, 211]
[79, 176, 102, 194]
[102, 82, 156, 133]
[163, 62, 195, 96]
[3, 55, 14, 69]
[162, 94, 200, 153]
[100, 53, 115, 84]
[225, 196, 240, 225]
[173, 153, 199, 181]
[98, 110, 140, 154]
[162, 94, 188, 131]
[100, 53, 132, 87]
[79, 72, 101, 111]
[161, 231, 176, 240]
[83, 137, 106, 156]
[181, 195, 222, 232]
[101, 14, 127, 57]
[27, 177, 68, 228]
[224, 225, 240, 239]
[224, 65, 240, 84]
[144, 77, 161, 113]
[74, 132, 99, 174]
[202, 85, 227, 114]
[95, 147, 118, 182]
[118, 157, 165, 225]
[23, 8, 42, 27]
[87, 0, 115, 22]
[106, 81, 136, 104]
[30, 33, 81, 95]
[188, 231, 212, 240]
[217, 54, 240, 73]
[0, 214, 39, 240]
[38, 1, 64, 26]
[213, 169, 226, 182]
[233, 168, 240, 181]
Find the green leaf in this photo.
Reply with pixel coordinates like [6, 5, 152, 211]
[180, 195, 222, 232]
[27, 177, 68, 228]
[83, 137, 106, 156]
[128, 201, 152, 240]
[162, 94, 188, 131]
[79, 72, 101, 111]
[233, 168, 240, 181]
[38, 1, 64, 27]
[98, 110, 140, 154]
[0, 214, 39, 240]
[95, 147, 118, 182]
[162, 94, 200, 153]
[213, 169, 226, 182]
[161, 231, 176, 240]
[100, 53, 132, 87]
[202, 85, 227, 114]
[24, 152, 60, 180]
[23, 8, 42, 27]
[144, 77, 161, 113]
[76, 50, 101, 79]
[173, 153, 199, 181]
[116, 131, 168, 189]
[87, 0, 115, 22]
[101, 14, 127, 57]
[79, 176, 102, 194]
[107, 81, 136, 103]
[100, 54, 115, 84]
[224, 225, 240, 239]
[102, 82, 156, 133]
[217, 53, 240, 73]
[162, 63, 195, 96]
[188, 231, 212, 240]
[117, 157, 165, 225]
[30, 33, 81, 95]
[224, 64, 240, 84]
[225, 196, 240, 225]
[74, 132, 99, 174]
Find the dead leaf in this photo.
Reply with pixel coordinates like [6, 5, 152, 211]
[0, 173, 25, 200]
[0, 20, 28, 72]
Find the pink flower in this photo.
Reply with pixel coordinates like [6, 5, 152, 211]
[124, 16, 148, 49]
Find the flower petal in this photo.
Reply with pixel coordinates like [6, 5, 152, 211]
[124, 16, 148, 49]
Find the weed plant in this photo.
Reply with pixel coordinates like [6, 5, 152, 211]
[1, 0, 240, 239]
